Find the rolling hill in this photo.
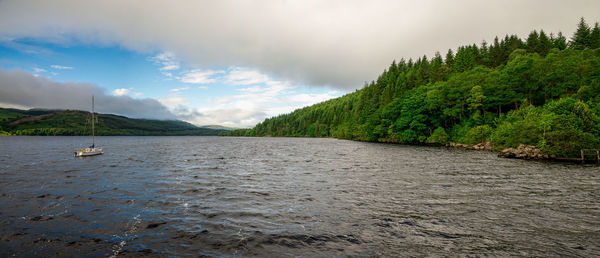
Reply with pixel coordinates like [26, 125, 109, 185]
[0, 108, 230, 136]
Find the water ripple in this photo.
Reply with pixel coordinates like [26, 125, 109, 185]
[0, 136, 598, 256]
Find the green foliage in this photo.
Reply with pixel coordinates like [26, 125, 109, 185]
[488, 98, 600, 157]
[0, 109, 25, 121]
[508, 48, 527, 61]
[224, 18, 600, 158]
[552, 32, 568, 50]
[426, 127, 449, 145]
[490, 105, 544, 147]
[464, 125, 492, 144]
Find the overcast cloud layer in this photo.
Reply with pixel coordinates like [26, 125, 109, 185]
[0, 69, 175, 119]
[1, 0, 599, 89]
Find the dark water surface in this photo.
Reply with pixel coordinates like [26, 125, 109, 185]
[0, 136, 598, 257]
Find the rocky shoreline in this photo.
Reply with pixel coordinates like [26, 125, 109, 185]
[498, 144, 558, 160]
[446, 142, 556, 160]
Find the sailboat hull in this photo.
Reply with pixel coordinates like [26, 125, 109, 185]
[75, 148, 104, 157]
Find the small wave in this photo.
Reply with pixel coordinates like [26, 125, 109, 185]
[108, 214, 141, 258]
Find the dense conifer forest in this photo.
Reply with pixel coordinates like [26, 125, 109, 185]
[226, 18, 600, 158]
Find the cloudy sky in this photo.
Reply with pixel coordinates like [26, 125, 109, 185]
[0, 0, 599, 127]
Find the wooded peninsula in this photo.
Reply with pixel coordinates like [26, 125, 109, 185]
[225, 18, 600, 159]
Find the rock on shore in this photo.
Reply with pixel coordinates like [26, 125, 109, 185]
[498, 144, 554, 160]
[446, 142, 494, 151]
[447, 142, 555, 160]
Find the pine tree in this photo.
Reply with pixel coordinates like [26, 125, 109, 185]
[506, 35, 525, 52]
[489, 36, 506, 67]
[430, 52, 444, 82]
[419, 55, 430, 82]
[397, 58, 407, 73]
[526, 30, 540, 53]
[480, 40, 491, 66]
[445, 49, 454, 67]
[454, 46, 475, 73]
[570, 17, 591, 50]
[538, 30, 552, 56]
[551, 32, 567, 50]
[590, 22, 600, 49]
[471, 44, 482, 65]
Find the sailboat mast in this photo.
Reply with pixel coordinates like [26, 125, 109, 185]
[92, 95, 95, 146]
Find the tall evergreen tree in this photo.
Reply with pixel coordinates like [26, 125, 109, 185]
[489, 36, 506, 67]
[551, 32, 568, 50]
[445, 49, 455, 67]
[454, 46, 475, 73]
[537, 30, 552, 56]
[506, 35, 525, 52]
[570, 17, 591, 50]
[479, 40, 491, 66]
[471, 44, 482, 65]
[590, 22, 600, 49]
[526, 30, 540, 53]
[430, 52, 444, 82]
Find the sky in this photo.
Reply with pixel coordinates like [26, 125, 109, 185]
[0, 0, 599, 128]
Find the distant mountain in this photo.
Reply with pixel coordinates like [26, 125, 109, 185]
[0, 108, 227, 136]
[199, 125, 237, 131]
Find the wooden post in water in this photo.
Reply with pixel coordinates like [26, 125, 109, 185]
[581, 149, 600, 165]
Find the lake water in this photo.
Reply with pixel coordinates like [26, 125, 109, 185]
[0, 136, 598, 256]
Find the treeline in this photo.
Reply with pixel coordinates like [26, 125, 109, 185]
[9, 127, 223, 136]
[225, 18, 600, 158]
[0, 109, 227, 136]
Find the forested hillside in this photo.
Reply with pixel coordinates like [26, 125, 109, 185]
[0, 108, 229, 136]
[226, 18, 600, 158]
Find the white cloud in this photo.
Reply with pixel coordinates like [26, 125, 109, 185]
[158, 95, 190, 109]
[169, 86, 190, 92]
[3, 1, 597, 89]
[50, 64, 73, 70]
[112, 88, 130, 96]
[284, 93, 335, 104]
[175, 78, 339, 127]
[33, 67, 46, 73]
[160, 64, 179, 71]
[238, 86, 263, 93]
[225, 67, 270, 85]
[112, 87, 142, 96]
[149, 51, 180, 75]
[197, 86, 208, 90]
[174, 106, 267, 128]
[0, 69, 174, 119]
[177, 69, 223, 84]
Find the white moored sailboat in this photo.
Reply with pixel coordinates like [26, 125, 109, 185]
[75, 96, 103, 157]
